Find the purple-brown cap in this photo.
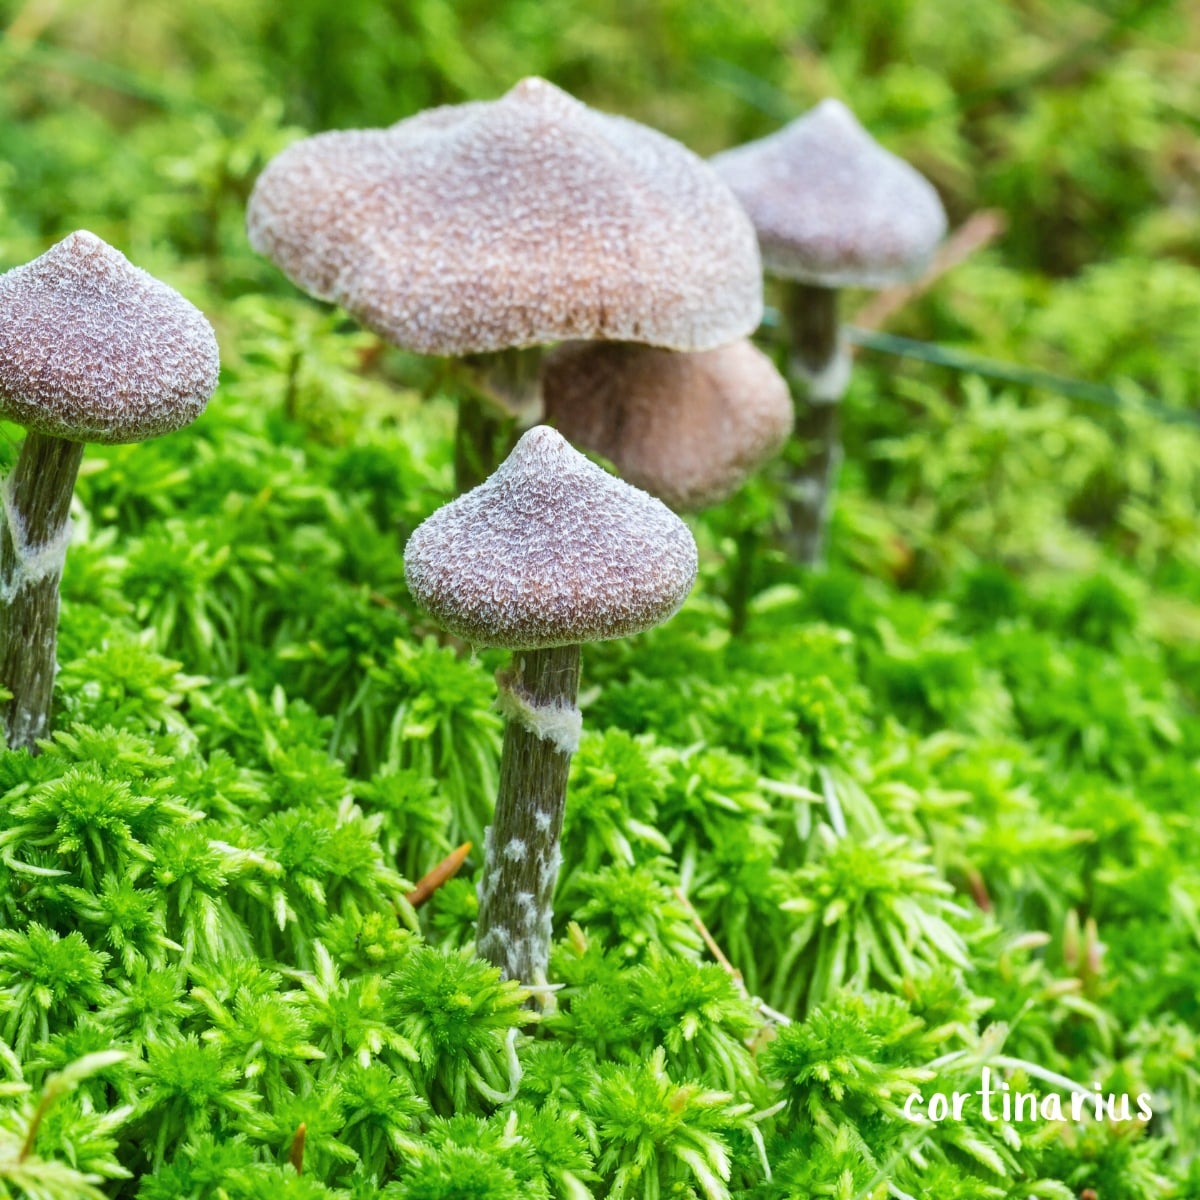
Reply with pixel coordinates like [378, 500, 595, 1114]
[543, 340, 793, 511]
[404, 425, 697, 649]
[0, 231, 219, 445]
[712, 99, 947, 288]
[247, 77, 763, 355]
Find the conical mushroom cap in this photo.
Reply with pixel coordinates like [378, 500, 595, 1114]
[404, 425, 697, 649]
[0, 231, 219, 445]
[712, 99, 947, 288]
[543, 340, 793, 512]
[247, 77, 763, 355]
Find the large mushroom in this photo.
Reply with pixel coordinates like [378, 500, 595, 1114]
[713, 99, 947, 562]
[404, 426, 696, 988]
[247, 77, 763, 489]
[0, 231, 219, 751]
[542, 338, 793, 513]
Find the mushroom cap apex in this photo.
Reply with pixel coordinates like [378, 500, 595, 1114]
[507, 75, 574, 104]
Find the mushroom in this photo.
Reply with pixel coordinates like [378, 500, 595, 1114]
[542, 339, 793, 512]
[247, 76, 763, 488]
[404, 425, 696, 987]
[712, 99, 947, 562]
[0, 231, 219, 750]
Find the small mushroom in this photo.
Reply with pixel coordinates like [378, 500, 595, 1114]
[248, 77, 762, 488]
[404, 425, 696, 987]
[542, 339, 793, 512]
[713, 99, 947, 562]
[0, 231, 219, 750]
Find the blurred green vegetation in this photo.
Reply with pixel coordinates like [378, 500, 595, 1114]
[0, 0, 1199, 1196]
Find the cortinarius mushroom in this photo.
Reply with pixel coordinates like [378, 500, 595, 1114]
[713, 99, 947, 561]
[247, 77, 763, 487]
[0, 231, 219, 750]
[542, 339, 793, 512]
[404, 425, 697, 987]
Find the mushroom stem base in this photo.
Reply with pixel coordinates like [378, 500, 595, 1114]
[476, 642, 582, 992]
[0, 431, 84, 752]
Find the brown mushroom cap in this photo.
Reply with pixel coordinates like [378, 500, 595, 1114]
[0, 231, 220, 445]
[712, 99, 947, 288]
[543, 340, 793, 511]
[247, 77, 763, 355]
[404, 425, 697, 648]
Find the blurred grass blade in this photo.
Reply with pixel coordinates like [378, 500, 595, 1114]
[844, 326, 1200, 428]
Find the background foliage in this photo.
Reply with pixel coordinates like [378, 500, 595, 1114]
[0, 0, 1199, 1195]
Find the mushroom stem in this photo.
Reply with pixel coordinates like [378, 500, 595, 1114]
[781, 282, 849, 567]
[465, 346, 544, 420]
[784, 282, 844, 391]
[781, 400, 843, 567]
[476, 641, 582, 989]
[0, 431, 84, 752]
[728, 524, 760, 638]
[454, 393, 511, 493]
[454, 347, 543, 492]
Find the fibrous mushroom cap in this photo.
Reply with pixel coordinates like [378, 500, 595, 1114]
[712, 99, 947, 288]
[404, 425, 698, 649]
[0, 229, 220, 446]
[247, 76, 763, 355]
[0, 231, 219, 445]
[544, 340, 793, 512]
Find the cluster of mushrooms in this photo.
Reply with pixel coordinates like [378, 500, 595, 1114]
[0, 77, 947, 990]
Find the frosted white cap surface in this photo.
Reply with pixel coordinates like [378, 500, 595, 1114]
[712, 99, 948, 288]
[404, 425, 697, 648]
[247, 77, 763, 354]
[544, 340, 793, 511]
[0, 232, 219, 444]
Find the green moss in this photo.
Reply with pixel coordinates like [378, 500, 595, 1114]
[0, 3, 1198, 1195]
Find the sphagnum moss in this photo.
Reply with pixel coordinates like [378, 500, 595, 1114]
[2, 14, 1199, 1198]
